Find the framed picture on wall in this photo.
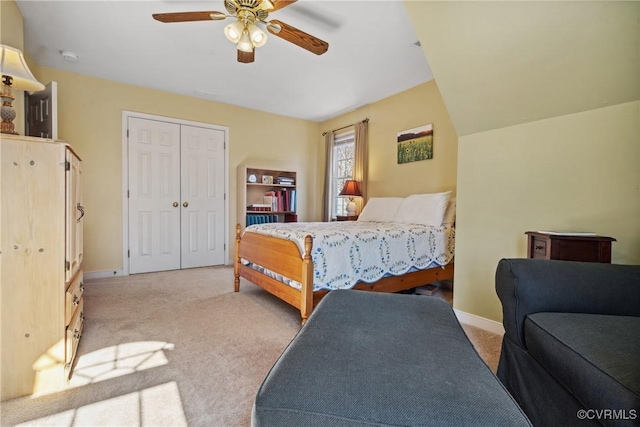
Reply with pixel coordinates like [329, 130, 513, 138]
[397, 123, 433, 164]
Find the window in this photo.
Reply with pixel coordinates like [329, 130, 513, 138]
[332, 131, 355, 217]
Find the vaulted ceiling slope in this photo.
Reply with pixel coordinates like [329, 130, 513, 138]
[405, 1, 640, 137]
[16, 0, 432, 123]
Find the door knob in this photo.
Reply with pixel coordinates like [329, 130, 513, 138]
[173, 202, 179, 207]
[183, 202, 189, 207]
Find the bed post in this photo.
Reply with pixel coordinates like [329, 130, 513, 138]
[234, 224, 241, 292]
[300, 235, 314, 324]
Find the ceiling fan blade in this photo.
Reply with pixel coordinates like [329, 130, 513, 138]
[267, 0, 297, 12]
[152, 11, 227, 23]
[237, 49, 255, 64]
[266, 20, 328, 55]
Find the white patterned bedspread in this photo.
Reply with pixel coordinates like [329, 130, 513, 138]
[243, 221, 454, 291]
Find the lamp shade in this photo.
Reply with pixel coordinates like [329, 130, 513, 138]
[339, 180, 362, 197]
[248, 24, 267, 48]
[237, 31, 254, 53]
[224, 21, 244, 43]
[0, 45, 44, 92]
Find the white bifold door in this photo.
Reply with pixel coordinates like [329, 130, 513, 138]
[128, 117, 225, 274]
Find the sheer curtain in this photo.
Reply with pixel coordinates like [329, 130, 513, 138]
[321, 132, 335, 222]
[353, 120, 368, 213]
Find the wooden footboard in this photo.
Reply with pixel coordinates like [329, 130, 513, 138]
[235, 224, 455, 323]
[235, 224, 314, 322]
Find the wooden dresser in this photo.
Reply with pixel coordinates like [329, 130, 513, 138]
[525, 231, 616, 263]
[1, 135, 84, 401]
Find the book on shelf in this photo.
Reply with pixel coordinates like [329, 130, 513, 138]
[276, 177, 294, 184]
[263, 193, 277, 212]
[290, 189, 296, 212]
[248, 203, 272, 212]
[264, 189, 296, 212]
[284, 214, 297, 223]
[246, 214, 279, 226]
[536, 231, 597, 236]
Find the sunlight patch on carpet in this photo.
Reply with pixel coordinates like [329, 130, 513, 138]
[70, 341, 174, 387]
[15, 382, 187, 427]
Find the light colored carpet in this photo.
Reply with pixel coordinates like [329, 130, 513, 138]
[1, 267, 502, 426]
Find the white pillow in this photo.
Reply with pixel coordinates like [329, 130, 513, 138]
[357, 197, 404, 222]
[441, 198, 456, 226]
[393, 192, 452, 226]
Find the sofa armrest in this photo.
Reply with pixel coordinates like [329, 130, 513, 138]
[496, 258, 640, 349]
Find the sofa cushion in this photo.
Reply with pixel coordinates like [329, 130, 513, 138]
[253, 290, 531, 427]
[525, 312, 640, 414]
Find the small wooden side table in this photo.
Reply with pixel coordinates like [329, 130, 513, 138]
[336, 215, 358, 222]
[525, 231, 616, 263]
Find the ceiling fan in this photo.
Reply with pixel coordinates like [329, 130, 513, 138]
[152, 0, 329, 64]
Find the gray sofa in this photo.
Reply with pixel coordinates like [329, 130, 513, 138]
[253, 290, 531, 426]
[496, 259, 640, 427]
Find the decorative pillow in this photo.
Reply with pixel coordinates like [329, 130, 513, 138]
[441, 198, 456, 226]
[393, 191, 452, 226]
[357, 197, 405, 222]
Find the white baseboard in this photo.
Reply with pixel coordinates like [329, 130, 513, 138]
[84, 269, 125, 281]
[454, 309, 505, 335]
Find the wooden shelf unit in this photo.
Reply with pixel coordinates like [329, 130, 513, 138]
[238, 167, 297, 228]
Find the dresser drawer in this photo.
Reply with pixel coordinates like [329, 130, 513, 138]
[65, 297, 84, 375]
[65, 270, 84, 326]
[530, 237, 548, 259]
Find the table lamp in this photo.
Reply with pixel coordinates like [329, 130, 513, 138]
[0, 44, 45, 135]
[339, 180, 362, 216]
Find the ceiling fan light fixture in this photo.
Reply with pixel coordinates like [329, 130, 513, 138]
[152, 0, 329, 63]
[248, 24, 267, 47]
[224, 21, 244, 43]
[260, 0, 274, 10]
[237, 31, 254, 53]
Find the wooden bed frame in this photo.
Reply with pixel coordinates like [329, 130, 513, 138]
[234, 224, 455, 323]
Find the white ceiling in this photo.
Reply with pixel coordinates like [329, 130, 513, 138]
[16, 0, 433, 122]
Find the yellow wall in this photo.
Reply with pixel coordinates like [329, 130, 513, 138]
[0, 0, 25, 134]
[29, 68, 455, 274]
[406, 1, 640, 322]
[319, 80, 458, 201]
[455, 101, 640, 320]
[32, 66, 319, 272]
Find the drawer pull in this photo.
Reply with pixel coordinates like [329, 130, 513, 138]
[534, 245, 544, 250]
[73, 295, 79, 306]
[80, 283, 85, 292]
[80, 312, 85, 322]
[73, 329, 81, 340]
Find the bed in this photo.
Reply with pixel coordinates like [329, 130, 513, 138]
[234, 192, 457, 322]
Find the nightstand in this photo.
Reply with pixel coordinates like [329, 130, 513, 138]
[525, 231, 616, 263]
[336, 215, 358, 222]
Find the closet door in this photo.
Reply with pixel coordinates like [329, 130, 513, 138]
[180, 126, 226, 268]
[127, 117, 226, 274]
[128, 117, 182, 274]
